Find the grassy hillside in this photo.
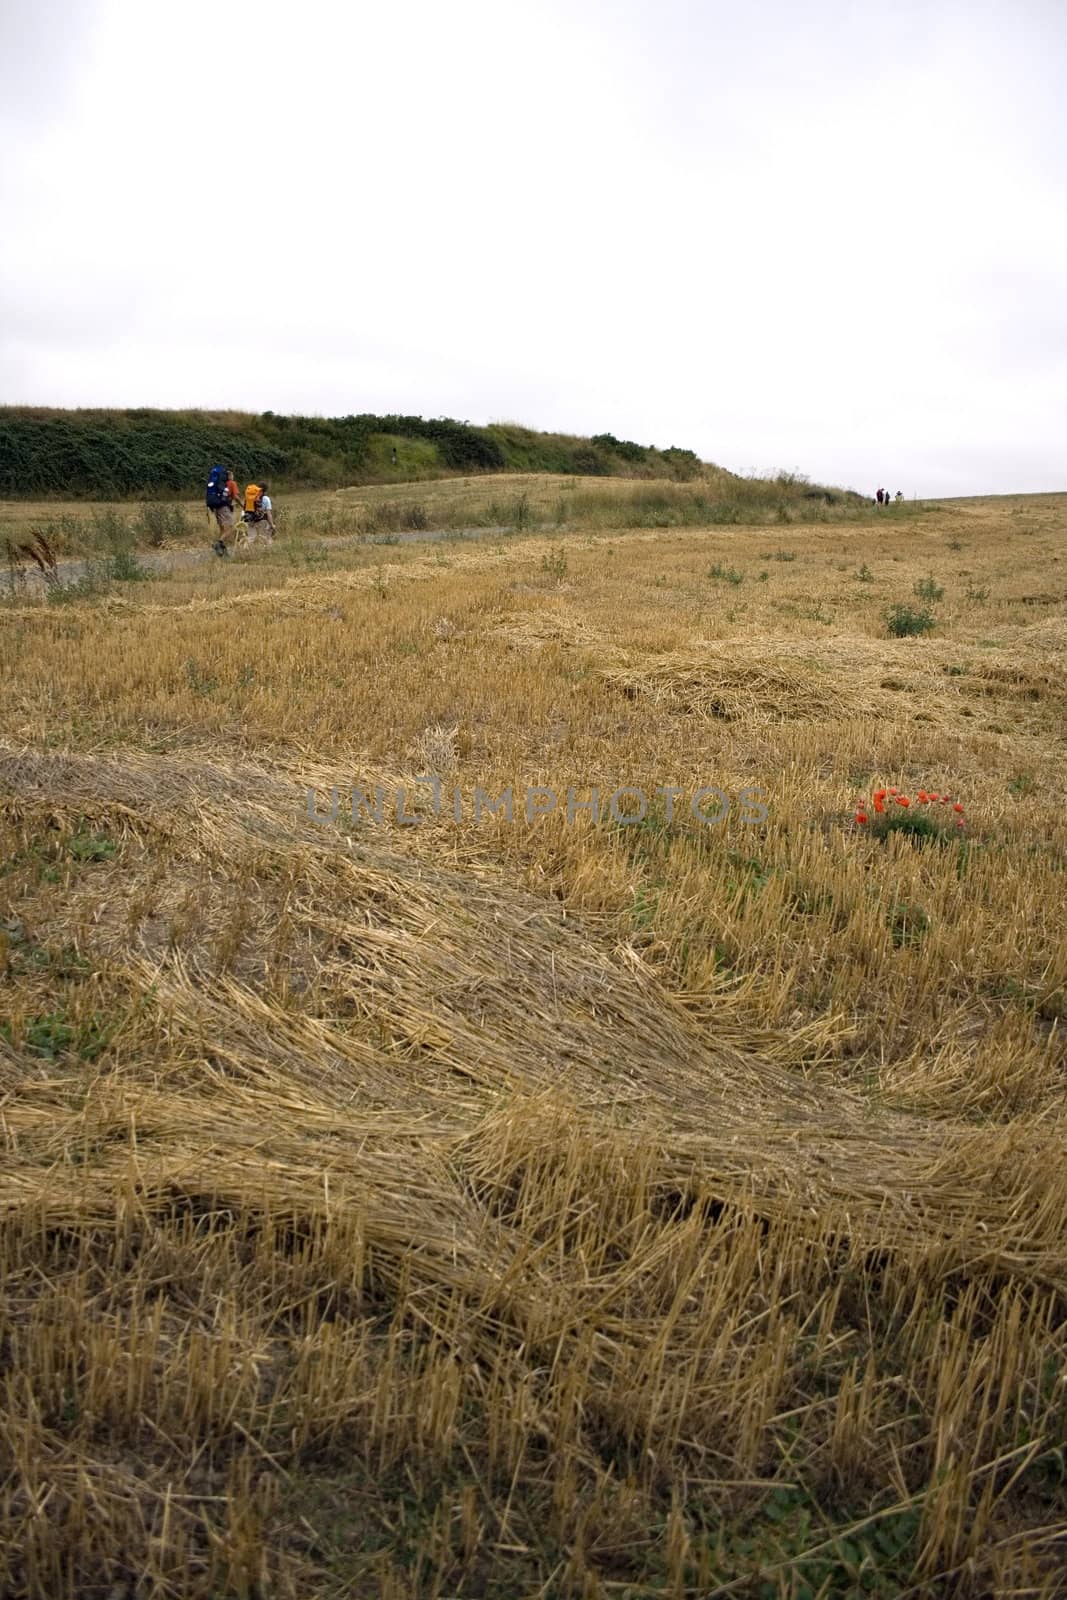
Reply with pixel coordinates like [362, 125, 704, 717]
[0, 406, 718, 499]
[1, 491, 1065, 1596]
[0, 471, 888, 569]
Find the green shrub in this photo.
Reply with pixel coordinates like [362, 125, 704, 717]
[878, 810, 944, 845]
[46, 560, 116, 603]
[590, 432, 647, 463]
[136, 502, 189, 546]
[11, 1010, 112, 1061]
[107, 547, 150, 582]
[90, 507, 133, 552]
[0, 411, 288, 497]
[67, 829, 118, 863]
[885, 603, 936, 637]
[914, 573, 945, 601]
[704, 501, 745, 524]
[509, 493, 533, 531]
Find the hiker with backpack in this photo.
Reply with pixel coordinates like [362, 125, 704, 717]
[205, 464, 239, 556]
[241, 480, 275, 543]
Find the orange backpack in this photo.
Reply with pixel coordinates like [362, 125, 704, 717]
[244, 484, 263, 514]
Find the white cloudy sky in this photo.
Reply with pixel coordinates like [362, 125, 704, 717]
[2, 0, 1065, 496]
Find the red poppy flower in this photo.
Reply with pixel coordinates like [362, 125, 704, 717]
[873, 797, 885, 814]
[873, 789, 887, 801]
[917, 790, 929, 802]
[856, 812, 869, 825]
[896, 796, 910, 807]
[952, 802, 964, 813]
[889, 787, 898, 795]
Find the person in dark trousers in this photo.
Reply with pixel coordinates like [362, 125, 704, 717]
[876, 487, 884, 505]
[207, 466, 239, 556]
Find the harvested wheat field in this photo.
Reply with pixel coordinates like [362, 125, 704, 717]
[1, 483, 1066, 1599]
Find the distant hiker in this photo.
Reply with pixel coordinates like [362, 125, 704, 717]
[241, 480, 275, 543]
[895, 490, 903, 502]
[391, 446, 398, 466]
[206, 464, 238, 556]
[876, 487, 884, 505]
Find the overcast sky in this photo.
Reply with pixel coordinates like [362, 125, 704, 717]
[2, 0, 1065, 496]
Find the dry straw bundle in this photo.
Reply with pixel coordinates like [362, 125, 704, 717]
[2, 740, 1066, 1597]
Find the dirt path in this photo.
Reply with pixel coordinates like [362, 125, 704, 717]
[12, 523, 513, 593]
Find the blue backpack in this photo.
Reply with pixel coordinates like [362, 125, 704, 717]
[206, 464, 229, 509]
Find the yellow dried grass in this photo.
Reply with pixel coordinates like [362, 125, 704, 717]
[1, 488, 1066, 1597]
